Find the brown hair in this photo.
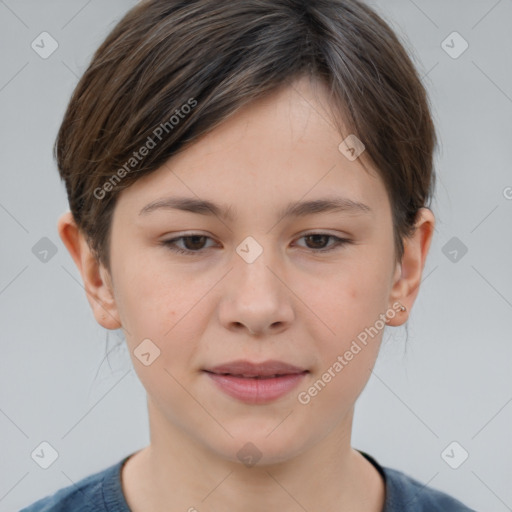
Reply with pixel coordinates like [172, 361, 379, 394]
[55, 0, 437, 273]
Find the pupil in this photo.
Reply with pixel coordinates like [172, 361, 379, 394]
[186, 236, 205, 250]
[307, 234, 328, 249]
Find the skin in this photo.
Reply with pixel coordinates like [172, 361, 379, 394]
[58, 75, 435, 512]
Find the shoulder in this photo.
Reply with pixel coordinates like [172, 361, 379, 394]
[19, 456, 131, 512]
[358, 450, 477, 512]
[381, 465, 477, 511]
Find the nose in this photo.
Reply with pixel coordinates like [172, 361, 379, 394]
[217, 250, 294, 337]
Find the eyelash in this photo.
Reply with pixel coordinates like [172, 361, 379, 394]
[160, 233, 352, 256]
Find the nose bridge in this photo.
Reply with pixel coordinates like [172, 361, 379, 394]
[232, 239, 281, 300]
[218, 238, 294, 335]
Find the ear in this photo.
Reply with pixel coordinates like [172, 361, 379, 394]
[386, 207, 435, 326]
[57, 211, 121, 330]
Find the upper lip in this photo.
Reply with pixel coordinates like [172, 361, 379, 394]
[204, 359, 308, 377]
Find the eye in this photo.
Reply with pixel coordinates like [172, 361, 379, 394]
[294, 233, 352, 253]
[160, 232, 352, 256]
[161, 234, 216, 255]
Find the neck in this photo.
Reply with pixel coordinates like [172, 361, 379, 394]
[122, 399, 385, 512]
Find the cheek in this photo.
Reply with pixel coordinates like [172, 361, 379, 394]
[113, 253, 188, 336]
[297, 252, 392, 381]
[299, 259, 390, 337]
[114, 255, 209, 374]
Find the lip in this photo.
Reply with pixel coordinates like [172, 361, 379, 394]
[203, 359, 309, 404]
[205, 359, 308, 377]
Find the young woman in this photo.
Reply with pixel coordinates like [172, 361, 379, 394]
[22, 0, 476, 510]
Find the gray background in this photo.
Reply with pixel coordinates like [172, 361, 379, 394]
[1, 1, 511, 510]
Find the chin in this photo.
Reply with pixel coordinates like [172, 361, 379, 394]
[200, 423, 312, 468]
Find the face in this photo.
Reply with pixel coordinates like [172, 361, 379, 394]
[105, 76, 402, 464]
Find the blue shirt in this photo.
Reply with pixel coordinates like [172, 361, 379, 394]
[20, 450, 477, 511]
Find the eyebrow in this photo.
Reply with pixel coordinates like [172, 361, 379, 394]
[138, 195, 372, 221]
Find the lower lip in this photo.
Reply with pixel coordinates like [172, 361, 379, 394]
[204, 371, 308, 404]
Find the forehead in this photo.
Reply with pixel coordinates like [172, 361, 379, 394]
[115, 77, 389, 221]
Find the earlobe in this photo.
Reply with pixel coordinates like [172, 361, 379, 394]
[57, 211, 122, 330]
[386, 207, 435, 326]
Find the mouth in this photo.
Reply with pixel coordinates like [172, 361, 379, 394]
[203, 359, 309, 378]
[202, 360, 309, 404]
